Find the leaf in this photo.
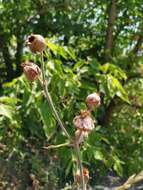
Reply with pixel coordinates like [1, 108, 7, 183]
[106, 75, 129, 103]
[46, 40, 68, 59]
[2, 78, 18, 88]
[46, 40, 59, 55]
[0, 103, 13, 120]
[113, 155, 124, 176]
[73, 60, 86, 71]
[94, 150, 104, 161]
[100, 63, 127, 81]
[113, 161, 123, 177]
[65, 47, 77, 61]
[65, 160, 73, 176]
[0, 96, 20, 105]
[38, 101, 56, 137]
[58, 46, 68, 59]
[98, 73, 130, 103]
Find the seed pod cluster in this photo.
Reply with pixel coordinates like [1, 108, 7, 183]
[73, 92, 101, 144]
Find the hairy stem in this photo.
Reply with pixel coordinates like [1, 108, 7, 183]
[40, 52, 70, 140]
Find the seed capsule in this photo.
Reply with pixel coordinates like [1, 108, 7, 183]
[26, 34, 46, 53]
[86, 92, 101, 111]
[73, 110, 94, 132]
[21, 62, 41, 81]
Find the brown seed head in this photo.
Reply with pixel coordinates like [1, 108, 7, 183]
[73, 110, 94, 132]
[21, 61, 41, 81]
[26, 34, 46, 53]
[86, 92, 101, 111]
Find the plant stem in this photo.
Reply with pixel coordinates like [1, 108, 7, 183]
[40, 52, 86, 190]
[43, 142, 70, 150]
[74, 142, 86, 190]
[40, 52, 70, 140]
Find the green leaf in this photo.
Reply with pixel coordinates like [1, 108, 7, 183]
[107, 75, 129, 103]
[0, 103, 13, 120]
[0, 96, 20, 105]
[73, 60, 87, 71]
[94, 150, 104, 161]
[100, 63, 127, 81]
[46, 40, 59, 55]
[99, 74, 130, 103]
[65, 160, 73, 176]
[113, 161, 123, 176]
[65, 47, 77, 61]
[38, 101, 56, 137]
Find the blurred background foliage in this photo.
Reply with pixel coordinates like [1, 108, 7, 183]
[0, 0, 143, 189]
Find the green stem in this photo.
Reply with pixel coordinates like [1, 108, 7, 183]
[43, 142, 70, 150]
[40, 52, 70, 140]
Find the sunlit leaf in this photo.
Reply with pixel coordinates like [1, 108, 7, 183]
[0, 103, 13, 120]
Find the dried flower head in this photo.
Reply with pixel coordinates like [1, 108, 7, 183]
[26, 34, 46, 53]
[74, 168, 90, 184]
[86, 92, 101, 111]
[21, 61, 41, 81]
[73, 110, 94, 132]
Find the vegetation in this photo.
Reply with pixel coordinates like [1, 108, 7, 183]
[0, 0, 143, 189]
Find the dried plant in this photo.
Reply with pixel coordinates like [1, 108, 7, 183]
[22, 34, 102, 190]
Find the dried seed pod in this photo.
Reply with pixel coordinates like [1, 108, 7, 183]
[26, 34, 46, 53]
[86, 92, 101, 111]
[73, 110, 94, 132]
[74, 168, 90, 184]
[21, 62, 41, 81]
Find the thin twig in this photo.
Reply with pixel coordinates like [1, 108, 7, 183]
[43, 142, 70, 150]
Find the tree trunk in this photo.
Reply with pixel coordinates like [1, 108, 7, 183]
[105, 0, 117, 61]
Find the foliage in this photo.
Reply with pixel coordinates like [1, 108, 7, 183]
[1, 0, 143, 189]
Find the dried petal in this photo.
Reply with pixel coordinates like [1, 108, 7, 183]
[73, 110, 94, 132]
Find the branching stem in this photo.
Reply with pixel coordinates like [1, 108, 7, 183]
[40, 52, 86, 190]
